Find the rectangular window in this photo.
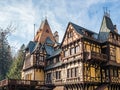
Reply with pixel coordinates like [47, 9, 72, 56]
[59, 71, 61, 79]
[67, 69, 69, 78]
[106, 69, 109, 76]
[75, 67, 78, 77]
[71, 69, 73, 77]
[47, 73, 51, 83]
[69, 69, 71, 78]
[113, 69, 118, 77]
[70, 48, 74, 55]
[41, 56, 44, 61]
[67, 67, 78, 78]
[75, 46, 80, 53]
[68, 31, 73, 38]
[55, 71, 61, 79]
[64, 50, 68, 57]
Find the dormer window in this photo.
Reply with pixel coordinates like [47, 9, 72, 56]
[46, 29, 49, 33]
[85, 32, 88, 36]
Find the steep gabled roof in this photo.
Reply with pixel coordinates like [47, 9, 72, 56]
[61, 22, 98, 47]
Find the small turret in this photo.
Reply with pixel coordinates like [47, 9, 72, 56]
[54, 31, 59, 43]
[114, 25, 118, 33]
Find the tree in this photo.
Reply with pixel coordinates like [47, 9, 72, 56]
[7, 44, 25, 79]
[0, 25, 14, 80]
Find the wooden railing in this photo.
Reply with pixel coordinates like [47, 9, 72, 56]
[54, 79, 63, 85]
[84, 76, 101, 83]
[66, 77, 80, 83]
[84, 51, 107, 61]
[0, 79, 8, 87]
[91, 52, 107, 61]
[111, 77, 120, 83]
[0, 79, 44, 87]
[102, 77, 109, 83]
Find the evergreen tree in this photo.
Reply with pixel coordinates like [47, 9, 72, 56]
[7, 44, 25, 79]
[0, 25, 15, 80]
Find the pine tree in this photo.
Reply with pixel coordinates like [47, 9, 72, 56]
[7, 44, 25, 79]
[0, 30, 13, 80]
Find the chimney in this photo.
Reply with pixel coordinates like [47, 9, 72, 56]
[54, 31, 59, 43]
[114, 25, 118, 33]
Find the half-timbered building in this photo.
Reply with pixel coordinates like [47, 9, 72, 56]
[0, 13, 120, 90]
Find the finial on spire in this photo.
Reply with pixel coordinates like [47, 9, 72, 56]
[103, 7, 110, 17]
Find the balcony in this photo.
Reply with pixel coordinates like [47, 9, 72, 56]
[0, 79, 44, 87]
[84, 51, 107, 62]
[84, 76, 101, 83]
[111, 77, 120, 83]
[66, 77, 80, 83]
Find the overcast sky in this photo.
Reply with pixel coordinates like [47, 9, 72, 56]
[0, 0, 120, 52]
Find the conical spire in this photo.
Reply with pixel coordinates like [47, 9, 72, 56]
[98, 15, 114, 42]
[34, 19, 55, 44]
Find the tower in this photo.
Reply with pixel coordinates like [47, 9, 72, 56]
[22, 19, 56, 82]
[54, 31, 59, 43]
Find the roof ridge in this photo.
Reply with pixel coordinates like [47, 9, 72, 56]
[70, 22, 98, 34]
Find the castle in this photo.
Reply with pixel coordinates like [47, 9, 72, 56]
[0, 13, 120, 90]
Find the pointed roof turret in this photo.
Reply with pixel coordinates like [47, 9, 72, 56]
[98, 14, 114, 42]
[34, 19, 55, 44]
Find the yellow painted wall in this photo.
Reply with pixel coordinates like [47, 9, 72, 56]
[86, 44, 91, 52]
[90, 67, 95, 77]
[116, 47, 120, 63]
[84, 41, 100, 53]
[35, 69, 44, 81]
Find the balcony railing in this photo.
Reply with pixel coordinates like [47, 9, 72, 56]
[84, 51, 107, 62]
[0, 79, 44, 87]
[84, 76, 101, 83]
[66, 77, 80, 83]
[111, 77, 120, 83]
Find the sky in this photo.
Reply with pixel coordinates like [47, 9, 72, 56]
[0, 0, 120, 53]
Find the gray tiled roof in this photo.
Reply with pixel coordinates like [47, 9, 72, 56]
[44, 45, 54, 55]
[47, 49, 61, 59]
[105, 16, 114, 31]
[70, 22, 98, 39]
[45, 61, 62, 70]
[45, 37, 54, 45]
[25, 41, 37, 54]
